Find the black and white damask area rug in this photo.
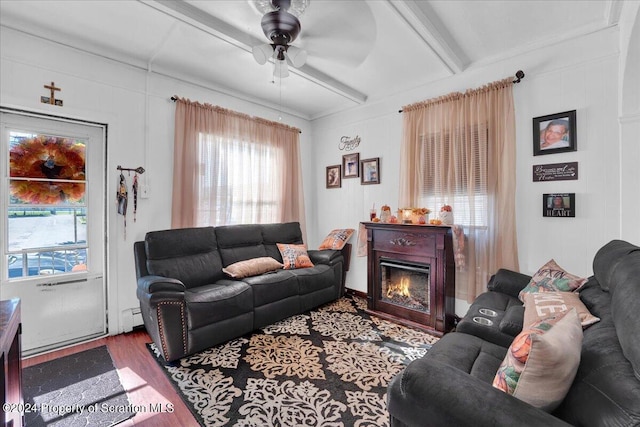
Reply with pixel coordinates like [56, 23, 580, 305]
[148, 295, 439, 427]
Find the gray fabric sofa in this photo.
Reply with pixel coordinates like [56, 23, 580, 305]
[134, 222, 343, 362]
[387, 240, 640, 426]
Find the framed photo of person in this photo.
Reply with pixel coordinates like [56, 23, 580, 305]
[360, 157, 380, 185]
[326, 165, 341, 189]
[533, 110, 576, 156]
[543, 193, 575, 217]
[342, 153, 359, 178]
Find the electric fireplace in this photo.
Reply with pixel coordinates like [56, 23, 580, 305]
[364, 222, 455, 335]
[380, 259, 430, 313]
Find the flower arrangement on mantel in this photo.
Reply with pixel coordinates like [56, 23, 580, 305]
[399, 207, 431, 224]
[372, 205, 442, 225]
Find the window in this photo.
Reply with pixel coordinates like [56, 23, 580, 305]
[171, 97, 304, 230]
[196, 132, 283, 226]
[419, 124, 488, 227]
[400, 80, 518, 302]
[5, 131, 88, 279]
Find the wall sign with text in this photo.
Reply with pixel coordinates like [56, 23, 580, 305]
[533, 162, 578, 182]
[543, 193, 575, 217]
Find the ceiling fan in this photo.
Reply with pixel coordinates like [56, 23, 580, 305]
[251, 0, 310, 78]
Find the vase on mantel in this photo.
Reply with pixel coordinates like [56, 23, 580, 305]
[439, 211, 454, 225]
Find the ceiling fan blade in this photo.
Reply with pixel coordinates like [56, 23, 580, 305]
[301, 34, 372, 67]
[298, 1, 376, 67]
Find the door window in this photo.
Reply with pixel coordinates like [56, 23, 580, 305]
[5, 130, 89, 278]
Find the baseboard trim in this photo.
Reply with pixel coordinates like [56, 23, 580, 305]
[345, 288, 367, 299]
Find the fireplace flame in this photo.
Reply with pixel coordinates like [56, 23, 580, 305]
[387, 276, 411, 299]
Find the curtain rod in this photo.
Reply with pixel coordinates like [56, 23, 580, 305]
[170, 96, 302, 134]
[398, 70, 525, 113]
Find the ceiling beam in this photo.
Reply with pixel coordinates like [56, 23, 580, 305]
[385, 0, 468, 75]
[140, 0, 367, 104]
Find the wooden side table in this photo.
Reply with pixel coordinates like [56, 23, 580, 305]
[1, 298, 22, 427]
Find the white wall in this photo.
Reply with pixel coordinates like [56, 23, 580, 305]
[619, 3, 640, 246]
[310, 26, 633, 315]
[0, 27, 312, 334]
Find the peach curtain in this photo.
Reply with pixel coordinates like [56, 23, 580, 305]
[399, 78, 519, 302]
[171, 97, 306, 236]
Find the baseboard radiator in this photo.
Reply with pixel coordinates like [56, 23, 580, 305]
[121, 307, 143, 333]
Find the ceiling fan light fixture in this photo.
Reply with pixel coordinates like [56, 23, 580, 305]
[285, 45, 307, 68]
[250, 0, 309, 18]
[274, 59, 289, 78]
[251, 0, 309, 75]
[251, 0, 276, 15]
[285, 0, 310, 18]
[252, 43, 274, 65]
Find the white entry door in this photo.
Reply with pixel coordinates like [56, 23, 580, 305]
[0, 111, 106, 355]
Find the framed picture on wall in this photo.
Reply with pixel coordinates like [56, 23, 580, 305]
[533, 110, 576, 156]
[326, 165, 341, 188]
[543, 193, 575, 217]
[360, 157, 380, 185]
[342, 153, 360, 178]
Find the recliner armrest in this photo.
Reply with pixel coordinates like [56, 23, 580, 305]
[308, 249, 343, 266]
[487, 269, 532, 298]
[135, 276, 188, 362]
[137, 275, 186, 294]
[388, 357, 571, 427]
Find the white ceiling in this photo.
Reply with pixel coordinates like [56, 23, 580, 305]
[0, 0, 622, 120]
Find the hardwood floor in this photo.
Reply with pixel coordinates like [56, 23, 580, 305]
[23, 329, 199, 427]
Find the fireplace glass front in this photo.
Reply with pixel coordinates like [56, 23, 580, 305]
[380, 259, 430, 313]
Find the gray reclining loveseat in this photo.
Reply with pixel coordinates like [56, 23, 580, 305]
[388, 240, 640, 426]
[134, 222, 343, 362]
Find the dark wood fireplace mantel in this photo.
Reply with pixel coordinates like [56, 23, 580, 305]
[364, 222, 455, 335]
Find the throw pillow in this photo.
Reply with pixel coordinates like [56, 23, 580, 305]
[222, 257, 284, 279]
[523, 291, 600, 328]
[318, 228, 355, 250]
[492, 309, 583, 412]
[518, 259, 588, 302]
[276, 243, 314, 270]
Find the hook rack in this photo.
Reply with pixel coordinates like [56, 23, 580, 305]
[117, 165, 145, 174]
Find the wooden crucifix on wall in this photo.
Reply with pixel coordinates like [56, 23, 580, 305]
[41, 81, 63, 106]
